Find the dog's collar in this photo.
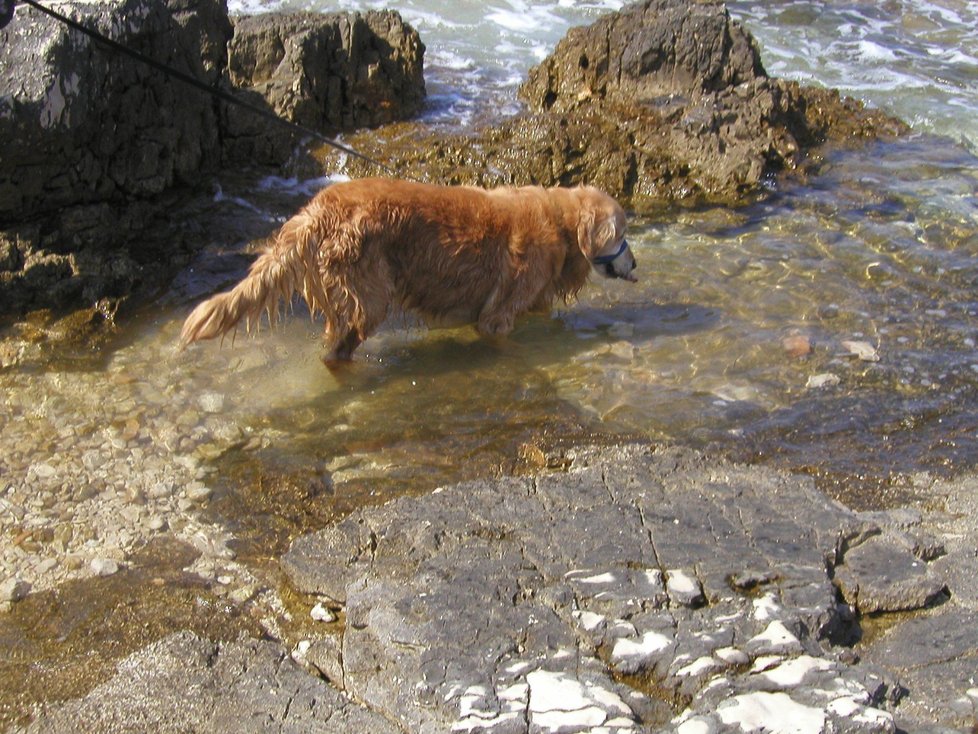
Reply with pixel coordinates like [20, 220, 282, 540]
[592, 239, 628, 266]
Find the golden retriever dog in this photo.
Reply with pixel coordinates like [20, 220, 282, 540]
[180, 178, 636, 366]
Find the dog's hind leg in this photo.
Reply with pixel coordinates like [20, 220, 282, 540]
[320, 258, 392, 368]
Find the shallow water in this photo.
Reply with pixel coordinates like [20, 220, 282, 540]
[2, 0, 978, 724]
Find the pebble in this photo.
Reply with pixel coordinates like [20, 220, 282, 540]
[198, 392, 225, 413]
[841, 340, 880, 362]
[90, 558, 120, 577]
[0, 577, 31, 603]
[311, 602, 337, 623]
[806, 373, 840, 389]
[186, 483, 213, 503]
[782, 334, 812, 358]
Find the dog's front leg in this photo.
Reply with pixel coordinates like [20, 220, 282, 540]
[322, 330, 362, 369]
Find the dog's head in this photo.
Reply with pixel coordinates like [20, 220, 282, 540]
[575, 187, 637, 282]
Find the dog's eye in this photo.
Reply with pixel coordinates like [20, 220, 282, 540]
[605, 263, 616, 278]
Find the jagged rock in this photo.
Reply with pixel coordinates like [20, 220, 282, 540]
[0, 0, 231, 220]
[228, 11, 425, 132]
[834, 535, 947, 614]
[519, 0, 764, 110]
[0, 1, 424, 317]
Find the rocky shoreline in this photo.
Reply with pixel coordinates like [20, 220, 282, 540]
[20, 445, 978, 733]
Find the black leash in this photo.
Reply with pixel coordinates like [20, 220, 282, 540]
[15, 0, 405, 178]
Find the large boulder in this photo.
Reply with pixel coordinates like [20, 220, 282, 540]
[0, 0, 232, 314]
[228, 11, 425, 133]
[0, 0, 231, 220]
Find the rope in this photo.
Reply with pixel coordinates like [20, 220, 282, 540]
[19, 0, 406, 179]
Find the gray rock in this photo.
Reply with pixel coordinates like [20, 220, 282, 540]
[26, 631, 400, 734]
[281, 445, 907, 733]
[0, 576, 30, 603]
[228, 11, 425, 132]
[834, 535, 946, 613]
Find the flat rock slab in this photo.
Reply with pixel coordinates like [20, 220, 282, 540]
[281, 445, 947, 732]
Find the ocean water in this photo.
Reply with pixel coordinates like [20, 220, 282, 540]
[229, 0, 978, 149]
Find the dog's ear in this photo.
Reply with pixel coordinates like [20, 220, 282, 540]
[577, 208, 617, 259]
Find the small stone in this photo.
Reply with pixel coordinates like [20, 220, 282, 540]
[666, 569, 705, 607]
[806, 373, 840, 389]
[311, 602, 337, 623]
[841, 340, 880, 362]
[147, 516, 167, 531]
[198, 392, 225, 413]
[0, 577, 31, 603]
[186, 483, 212, 503]
[782, 334, 812, 358]
[90, 558, 120, 577]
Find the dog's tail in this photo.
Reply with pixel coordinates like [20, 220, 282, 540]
[179, 209, 330, 348]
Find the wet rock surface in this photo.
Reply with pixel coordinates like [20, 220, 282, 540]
[27, 444, 978, 732]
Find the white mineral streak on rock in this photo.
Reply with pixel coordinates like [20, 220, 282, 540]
[675, 656, 719, 678]
[758, 655, 834, 688]
[676, 716, 716, 734]
[572, 610, 606, 632]
[666, 570, 698, 594]
[611, 630, 673, 669]
[525, 670, 634, 732]
[748, 620, 803, 654]
[714, 647, 750, 665]
[571, 571, 618, 585]
[717, 691, 825, 734]
[451, 682, 526, 732]
[751, 592, 781, 621]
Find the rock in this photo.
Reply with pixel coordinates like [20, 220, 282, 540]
[337, 0, 907, 209]
[0, 2, 424, 317]
[782, 334, 813, 358]
[842, 340, 881, 362]
[90, 558, 120, 577]
[228, 11, 425, 133]
[520, 0, 764, 111]
[0, 0, 230, 220]
[306, 634, 345, 688]
[665, 569, 705, 607]
[198, 392, 225, 414]
[310, 602, 336, 623]
[806, 373, 841, 389]
[0, 576, 31, 603]
[833, 535, 946, 613]
[0, 0, 231, 314]
[25, 631, 401, 733]
[860, 610, 978, 731]
[281, 445, 904, 732]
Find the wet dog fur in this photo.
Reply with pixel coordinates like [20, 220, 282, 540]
[180, 178, 636, 366]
